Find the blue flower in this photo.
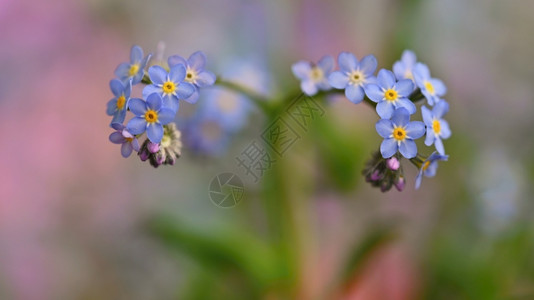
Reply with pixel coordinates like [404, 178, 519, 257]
[142, 64, 196, 112]
[109, 123, 140, 158]
[376, 108, 425, 159]
[114, 45, 151, 85]
[195, 87, 252, 132]
[291, 55, 334, 96]
[413, 62, 447, 106]
[106, 79, 131, 125]
[167, 51, 217, 104]
[393, 50, 418, 82]
[422, 100, 451, 155]
[365, 69, 416, 119]
[180, 113, 232, 157]
[415, 152, 448, 189]
[328, 52, 377, 104]
[126, 94, 176, 143]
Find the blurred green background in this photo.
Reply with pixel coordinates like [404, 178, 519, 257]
[1, 0, 533, 299]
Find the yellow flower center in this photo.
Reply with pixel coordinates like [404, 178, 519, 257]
[125, 137, 133, 143]
[393, 127, 407, 141]
[128, 64, 140, 77]
[384, 89, 398, 101]
[310, 67, 324, 82]
[116, 95, 126, 110]
[432, 119, 441, 134]
[424, 81, 435, 95]
[422, 160, 431, 171]
[144, 110, 159, 123]
[185, 67, 197, 83]
[162, 81, 176, 94]
[348, 70, 364, 85]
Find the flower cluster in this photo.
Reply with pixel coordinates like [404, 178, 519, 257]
[106, 45, 215, 167]
[292, 50, 451, 190]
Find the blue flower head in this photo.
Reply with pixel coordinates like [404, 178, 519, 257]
[422, 100, 451, 155]
[126, 93, 176, 143]
[167, 51, 217, 104]
[291, 55, 334, 96]
[413, 62, 447, 106]
[365, 69, 416, 119]
[143, 64, 196, 113]
[196, 87, 252, 132]
[328, 52, 377, 104]
[376, 108, 425, 159]
[109, 123, 140, 158]
[393, 50, 418, 82]
[180, 113, 233, 157]
[415, 152, 448, 189]
[114, 45, 151, 85]
[106, 79, 131, 126]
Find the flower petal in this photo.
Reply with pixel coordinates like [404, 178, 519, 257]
[109, 132, 125, 144]
[439, 119, 451, 139]
[364, 84, 384, 103]
[162, 95, 179, 112]
[376, 101, 395, 119]
[131, 138, 140, 152]
[128, 98, 147, 116]
[380, 138, 398, 158]
[377, 69, 395, 89]
[396, 99, 416, 115]
[126, 117, 147, 135]
[405, 121, 425, 139]
[345, 84, 364, 104]
[188, 51, 207, 70]
[147, 123, 164, 143]
[142, 84, 162, 100]
[158, 108, 176, 125]
[328, 71, 348, 89]
[109, 79, 123, 97]
[148, 65, 167, 85]
[146, 93, 162, 111]
[399, 139, 417, 158]
[177, 82, 195, 100]
[359, 55, 377, 74]
[318, 55, 335, 73]
[395, 79, 414, 97]
[376, 119, 394, 138]
[402, 50, 417, 66]
[434, 137, 445, 155]
[111, 109, 126, 125]
[114, 63, 130, 79]
[431, 78, 447, 96]
[130, 45, 143, 63]
[121, 142, 133, 158]
[106, 99, 117, 115]
[291, 61, 312, 80]
[195, 70, 216, 87]
[433, 99, 449, 118]
[421, 105, 433, 126]
[184, 90, 200, 104]
[415, 170, 424, 190]
[413, 63, 430, 80]
[338, 52, 357, 73]
[425, 129, 435, 146]
[111, 123, 124, 131]
[393, 61, 406, 81]
[301, 80, 318, 96]
[168, 55, 187, 68]
[169, 64, 186, 83]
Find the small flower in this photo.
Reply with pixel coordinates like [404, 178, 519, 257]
[181, 114, 232, 157]
[386, 157, 400, 171]
[142, 64, 196, 112]
[376, 108, 425, 159]
[291, 55, 334, 96]
[363, 151, 405, 192]
[106, 79, 131, 125]
[414, 152, 448, 189]
[365, 69, 416, 119]
[126, 93, 175, 143]
[195, 87, 252, 132]
[109, 123, 140, 158]
[114, 45, 151, 85]
[422, 100, 451, 155]
[168, 51, 217, 104]
[413, 62, 446, 106]
[393, 50, 418, 82]
[138, 123, 182, 167]
[328, 52, 377, 104]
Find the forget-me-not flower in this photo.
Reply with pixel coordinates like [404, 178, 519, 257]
[393, 50, 418, 82]
[328, 52, 377, 104]
[126, 93, 175, 143]
[376, 108, 425, 159]
[109, 123, 140, 158]
[106, 79, 131, 125]
[291, 55, 334, 96]
[168, 51, 216, 104]
[114, 45, 151, 85]
[143, 64, 196, 113]
[422, 100, 451, 155]
[413, 62, 447, 106]
[365, 69, 416, 119]
[415, 152, 448, 189]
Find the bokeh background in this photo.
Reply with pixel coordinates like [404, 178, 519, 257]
[1, 0, 534, 299]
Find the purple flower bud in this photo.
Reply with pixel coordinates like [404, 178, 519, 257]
[148, 142, 160, 153]
[370, 170, 382, 181]
[395, 176, 405, 191]
[139, 150, 149, 161]
[386, 157, 400, 171]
